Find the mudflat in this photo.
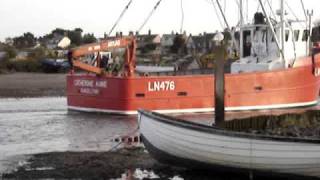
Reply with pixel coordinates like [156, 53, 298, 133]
[0, 73, 66, 97]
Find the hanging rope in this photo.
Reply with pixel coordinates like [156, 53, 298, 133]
[180, 0, 184, 34]
[137, 0, 163, 33]
[108, 0, 133, 36]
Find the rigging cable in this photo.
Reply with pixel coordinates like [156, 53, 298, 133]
[108, 0, 133, 36]
[285, 0, 299, 21]
[300, 0, 307, 20]
[284, 0, 304, 28]
[210, 0, 225, 30]
[137, 0, 163, 33]
[180, 0, 184, 34]
[256, 0, 268, 13]
[266, 0, 277, 21]
[215, 0, 230, 30]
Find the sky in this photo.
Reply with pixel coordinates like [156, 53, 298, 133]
[0, 0, 319, 41]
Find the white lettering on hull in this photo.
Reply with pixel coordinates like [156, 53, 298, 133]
[95, 80, 107, 88]
[74, 80, 108, 88]
[74, 79, 107, 95]
[148, 81, 175, 92]
[74, 79, 94, 87]
[79, 88, 99, 95]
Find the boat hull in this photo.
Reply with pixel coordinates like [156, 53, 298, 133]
[67, 56, 320, 114]
[138, 110, 320, 178]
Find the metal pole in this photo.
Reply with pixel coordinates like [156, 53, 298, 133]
[214, 40, 225, 126]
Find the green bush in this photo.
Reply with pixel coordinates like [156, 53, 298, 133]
[0, 59, 42, 72]
[0, 57, 10, 73]
[8, 58, 42, 72]
[3, 46, 17, 59]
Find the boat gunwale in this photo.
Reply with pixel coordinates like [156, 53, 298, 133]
[138, 109, 320, 144]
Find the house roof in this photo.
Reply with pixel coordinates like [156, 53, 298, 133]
[136, 34, 160, 44]
[192, 33, 216, 48]
[162, 34, 176, 39]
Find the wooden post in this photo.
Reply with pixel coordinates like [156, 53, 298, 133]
[214, 39, 225, 126]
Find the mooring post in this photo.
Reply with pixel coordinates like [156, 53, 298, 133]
[213, 32, 225, 126]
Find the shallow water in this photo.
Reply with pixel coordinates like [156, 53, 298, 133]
[0, 97, 137, 173]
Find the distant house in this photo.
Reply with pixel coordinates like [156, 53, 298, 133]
[16, 51, 30, 60]
[46, 34, 71, 49]
[161, 33, 176, 50]
[136, 30, 161, 49]
[185, 34, 195, 54]
[192, 32, 216, 54]
[133, 30, 160, 64]
[135, 30, 161, 55]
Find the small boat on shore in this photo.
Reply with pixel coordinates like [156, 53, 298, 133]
[138, 109, 320, 178]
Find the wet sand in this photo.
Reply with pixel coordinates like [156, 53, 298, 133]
[0, 73, 66, 97]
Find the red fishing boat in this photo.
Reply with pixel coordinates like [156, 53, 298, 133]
[66, 5, 320, 114]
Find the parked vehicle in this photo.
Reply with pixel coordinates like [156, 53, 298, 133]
[41, 58, 70, 73]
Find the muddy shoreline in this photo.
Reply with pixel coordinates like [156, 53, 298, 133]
[1, 147, 284, 180]
[3, 147, 317, 180]
[0, 73, 66, 97]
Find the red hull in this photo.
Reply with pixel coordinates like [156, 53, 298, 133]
[67, 56, 320, 114]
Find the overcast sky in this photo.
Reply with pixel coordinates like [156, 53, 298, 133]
[0, 0, 318, 41]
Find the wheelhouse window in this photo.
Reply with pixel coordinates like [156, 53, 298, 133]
[285, 30, 290, 42]
[302, 30, 309, 41]
[294, 30, 300, 41]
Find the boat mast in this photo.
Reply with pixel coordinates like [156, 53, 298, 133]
[280, 0, 286, 65]
[239, 0, 244, 58]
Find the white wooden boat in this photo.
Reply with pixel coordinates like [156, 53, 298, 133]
[138, 109, 320, 178]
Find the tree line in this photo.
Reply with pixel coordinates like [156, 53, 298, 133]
[11, 28, 97, 49]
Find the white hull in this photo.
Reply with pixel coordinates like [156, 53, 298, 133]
[139, 110, 320, 178]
